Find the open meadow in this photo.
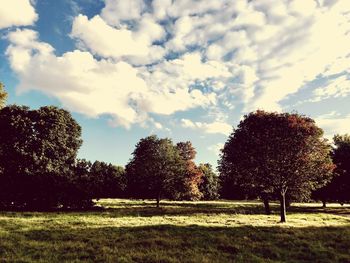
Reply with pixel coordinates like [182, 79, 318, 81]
[0, 199, 349, 262]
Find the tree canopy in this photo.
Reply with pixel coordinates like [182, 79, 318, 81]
[175, 141, 203, 200]
[219, 110, 335, 222]
[0, 105, 85, 209]
[314, 134, 350, 206]
[332, 134, 350, 203]
[126, 135, 185, 207]
[198, 163, 219, 200]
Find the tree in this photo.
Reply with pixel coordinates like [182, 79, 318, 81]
[218, 152, 253, 201]
[218, 111, 335, 222]
[0, 105, 85, 209]
[175, 142, 203, 200]
[0, 82, 7, 109]
[198, 163, 219, 200]
[89, 161, 126, 198]
[332, 134, 350, 204]
[315, 134, 350, 206]
[126, 135, 185, 207]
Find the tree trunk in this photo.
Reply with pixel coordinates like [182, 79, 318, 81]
[263, 198, 271, 215]
[156, 191, 161, 208]
[280, 191, 287, 223]
[322, 200, 326, 208]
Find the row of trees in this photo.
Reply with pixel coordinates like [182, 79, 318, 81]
[0, 83, 349, 223]
[0, 108, 218, 209]
[0, 84, 218, 209]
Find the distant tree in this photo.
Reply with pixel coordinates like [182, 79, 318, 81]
[218, 111, 335, 222]
[315, 134, 350, 206]
[175, 142, 203, 200]
[89, 161, 126, 198]
[332, 134, 350, 204]
[0, 105, 85, 209]
[0, 82, 7, 109]
[126, 135, 185, 207]
[198, 163, 219, 200]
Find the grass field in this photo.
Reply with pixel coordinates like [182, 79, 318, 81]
[0, 199, 349, 262]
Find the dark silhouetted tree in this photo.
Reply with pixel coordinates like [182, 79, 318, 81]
[198, 163, 219, 200]
[218, 149, 253, 201]
[314, 134, 350, 206]
[0, 105, 85, 209]
[219, 111, 335, 222]
[332, 134, 350, 204]
[126, 135, 185, 207]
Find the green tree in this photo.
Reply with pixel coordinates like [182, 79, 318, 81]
[89, 161, 126, 198]
[0, 105, 84, 209]
[0, 82, 7, 109]
[198, 163, 219, 200]
[126, 135, 185, 207]
[219, 111, 335, 222]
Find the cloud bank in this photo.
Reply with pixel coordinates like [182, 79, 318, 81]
[0, 0, 37, 29]
[4, 0, 350, 134]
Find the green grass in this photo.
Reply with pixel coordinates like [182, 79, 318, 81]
[0, 199, 349, 262]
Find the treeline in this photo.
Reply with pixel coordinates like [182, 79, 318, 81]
[0, 104, 218, 210]
[0, 84, 349, 222]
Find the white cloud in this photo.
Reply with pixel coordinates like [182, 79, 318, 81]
[312, 75, 350, 101]
[6, 29, 218, 128]
[0, 0, 37, 29]
[71, 14, 165, 62]
[181, 119, 232, 135]
[6, 29, 150, 127]
[181, 118, 196, 128]
[101, 0, 145, 26]
[5, 0, 350, 131]
[245, 0, 350, 111]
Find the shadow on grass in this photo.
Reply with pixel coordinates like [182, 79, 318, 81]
[93, 199, 276, 217]
[1, 223, 349, 262]
[288, 205, 350, 217]
[97, 200, 350, 218]
[0, 200, 270, 217]
[1, 200, 349, 219]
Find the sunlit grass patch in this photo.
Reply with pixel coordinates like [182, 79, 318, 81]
[0, 199, 349, 262]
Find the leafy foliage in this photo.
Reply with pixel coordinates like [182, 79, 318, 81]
[126, 135, 185, 207]
[0, 105, 87, 209]
[198, 163, 219, 200]
[74, 159, 126, 199]
[175, 141, 203, 200]
[314, 134, 350, 205]
[218, 110, 335, 222]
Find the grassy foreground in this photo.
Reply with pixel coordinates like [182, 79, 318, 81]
[0, 199, 349, 262]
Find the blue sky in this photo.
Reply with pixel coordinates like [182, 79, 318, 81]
[1, 0, 350, 168]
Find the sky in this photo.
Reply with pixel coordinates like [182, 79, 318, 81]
[1, 0, 350, 168]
